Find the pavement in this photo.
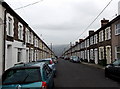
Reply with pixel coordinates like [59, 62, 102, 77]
[81, 62, 105, 70]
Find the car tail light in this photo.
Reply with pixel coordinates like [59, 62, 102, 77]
[41, 81, 47, 89]
[49, 60, 53, 64]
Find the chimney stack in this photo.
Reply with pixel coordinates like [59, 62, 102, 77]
[75, 41, 78, 45]
[89, 30, 94, 36]
[101, 18, 109, 27]
[79, 39, 83, 42]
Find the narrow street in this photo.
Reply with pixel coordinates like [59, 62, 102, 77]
[54, 59, 120, 88]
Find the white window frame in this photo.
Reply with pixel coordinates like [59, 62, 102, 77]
[26, 28, 29, 43]
[105, 27, 111, 40]
[90, 36, 93, 45]
[31, 32, 33, 44]
[6, 13, 14, 36]
[94, 34, 97, 44]
[90, 49, 94, 60]
[87, 39, 89, 47]
[115, 23, 120, 35]
[18, 22, 23, 40]
[17, 48, 22, 62]
[115, 46, 120, 59]
[99, 31, 104, 42]
[99, 47, 104, 60]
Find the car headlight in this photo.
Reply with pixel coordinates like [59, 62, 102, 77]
[106, 65, 111, 68]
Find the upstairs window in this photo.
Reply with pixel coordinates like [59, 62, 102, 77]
[99, 30, 104, 42]
[18, 23, 23, 40]
[105, 27, 111, 40]
[6, 13, 14, 37]
[94, 34, 97, 44]
[90, 36, 93, 45]
[87, 39, 89, 47]
[8, 17, 12, 36]
[115, 23, 120, 35]
[26, 28, 29, 43]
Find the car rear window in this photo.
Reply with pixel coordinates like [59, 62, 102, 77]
[2, 67, 41, 85]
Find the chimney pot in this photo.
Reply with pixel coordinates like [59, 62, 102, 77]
[101, 18, 109, 27]
[89, 30, 94, 36]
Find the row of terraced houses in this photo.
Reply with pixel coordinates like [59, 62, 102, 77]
[63, 4, 120, 66]
[0, 0, 56, 76]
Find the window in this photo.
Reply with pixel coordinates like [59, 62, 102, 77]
[26, 28, 29, 43]
[99, 31, 104, 42]
[94, 34, 97, 44]
[90, 49, 94, 60]
[17, 48, 22, 62]
[115, 46, 120, 59]
[99, 47, 104, 60]
[8, 17, 12, 36]
[90, 36, 93, 45]
[87, 39, 89, 47]
[105, 27, 111, 40]
[2, 68, 41, 85]
[115, 23, 120, 35]
[113, 60, 120, 66]
[31, 33, 33, 44]
[18, 23, 23, 40]
[6, 13, 14, 37]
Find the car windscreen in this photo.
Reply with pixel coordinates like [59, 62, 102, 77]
[2, 67, 41, 85]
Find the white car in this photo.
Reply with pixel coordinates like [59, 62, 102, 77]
[70, 56, 81, 63]
[37, 58, 57, 77]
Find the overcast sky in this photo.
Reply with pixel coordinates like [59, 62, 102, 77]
[4, 0, 120, 45]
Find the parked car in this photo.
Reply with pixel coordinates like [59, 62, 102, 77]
[105, 59, 120, 80]
[70, 56, 81, 63]
[2, 62, 54, 89]
[52, 57, 58, 64]
[37, 58, 56, 77]
[64, 56, 70, 60]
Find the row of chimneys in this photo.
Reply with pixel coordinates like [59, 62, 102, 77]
[75, 18, 109, 45]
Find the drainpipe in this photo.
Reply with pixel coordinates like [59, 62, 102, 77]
[3, 9, 6, 73]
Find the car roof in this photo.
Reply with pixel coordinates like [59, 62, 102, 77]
[9, 62, 46, 70]
[37, 58, 52, 61]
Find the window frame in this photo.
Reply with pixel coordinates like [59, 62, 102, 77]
[115, 23, 120, 35]
[18, 22, 23, 40]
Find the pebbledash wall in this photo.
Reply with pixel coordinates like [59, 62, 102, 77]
[0, 1, 55, 76]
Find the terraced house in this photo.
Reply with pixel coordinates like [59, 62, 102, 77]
[64, 14, 120, 66]
[0, 0, 5, 76]
[0, 1, 55, 76]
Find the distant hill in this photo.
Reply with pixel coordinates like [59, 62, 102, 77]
[49, 44, 70, 56]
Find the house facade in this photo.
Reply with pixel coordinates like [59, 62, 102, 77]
[64, 17, 120, 66]
[0, 0, 5, 76]
[0, 1, 55, 75]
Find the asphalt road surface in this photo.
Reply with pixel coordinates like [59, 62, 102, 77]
[54, 59, 120, 88]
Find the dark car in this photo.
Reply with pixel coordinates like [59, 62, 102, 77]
[105, 59, 120, 80]
[2, 62, 54, 89]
